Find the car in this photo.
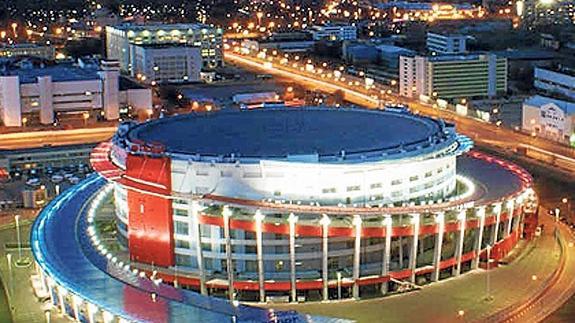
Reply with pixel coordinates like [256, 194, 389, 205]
[535, 226, 542, 237]
[69, 177, 80, 185]
[50, 175, 64, 183]
[26, 178, 41, 187]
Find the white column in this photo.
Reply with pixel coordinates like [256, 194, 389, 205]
[320, 214, 330, 301]
[58, 287, 66, 315]
[409, 213, 420, 283]
[255, 210, 266, 303]
[0, 76, 22, 127]
[431, 212, 445, 282]
[352, 215, 362, 299]
[473, 207, 486, 269]
[192, 201, 207, 295]
[398, 215, 404, 269]
[491, 203, 502, 244]
[102, 311, 114, 323]
[453, 210, 466, 276]
[222, 206, 234, 301]
[288, 213, 298, 302]
[72, 295, 81, 321]
[46, 279, 56, 307]
[38, 75, 54, 125]
[381, 215, 392, 295]
[506, 199, 515, 237]
[87, 303, 97, 323]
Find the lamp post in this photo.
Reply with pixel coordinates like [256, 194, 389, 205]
[15, 215, 22, 261]
[337, 271, 342, 300]
[485, 245, 492, 301]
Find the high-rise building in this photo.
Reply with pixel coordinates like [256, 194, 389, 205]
[399, 54, 507, 100]
[105, 23, 223, 73]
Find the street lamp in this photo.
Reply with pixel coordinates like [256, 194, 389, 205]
[337, 271, 342, 300]
[15, 215, 22, 262]
[485, 245, 493, 301]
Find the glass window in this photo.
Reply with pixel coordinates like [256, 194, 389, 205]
[175, 221, 189, 235]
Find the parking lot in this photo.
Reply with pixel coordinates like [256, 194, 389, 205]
[0, 163, 92, 210]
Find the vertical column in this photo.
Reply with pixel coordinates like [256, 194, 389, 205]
[102, 311, 115, 323]
[398, 214, 404, 269]
[38, 75, 54, 125]
[453, 210, 466, 276]
[473, 207, 486, 269]
[320, 214, 331, 301]
[58, 287, 66, 315]
[222, 206, 235, 301]
[432, 212, 445, 282]
[381, 214, 392, 295]
[491, 203, 502, 245]
[352, 215, 362, 299]
[255, 210, 266, 303]
[46, 278, 56, 307]
[506, 199, 515, 237]
[288, 213, 298, 303]
[72, 295, 81, 321]
[409, 213, 420, 283]
[192, 201, 207, 295]
[87, 303, 97, 323]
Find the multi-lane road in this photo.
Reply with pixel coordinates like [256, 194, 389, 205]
[0, 127, 117, 150]
[225, 52, 575, 176]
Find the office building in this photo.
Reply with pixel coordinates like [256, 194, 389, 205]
[426, 32, 468, 54]
[534, 66, 575, 101]
[105, 23, 223, 73]
[0, 59, 152, 127]
[131, 44, 202, 84]
[0, 43, 55, 60]
[310, 24, 357, 41]
[399, 54, 507, 100]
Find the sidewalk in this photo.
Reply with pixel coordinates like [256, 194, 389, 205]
[0, 224, 67, 323]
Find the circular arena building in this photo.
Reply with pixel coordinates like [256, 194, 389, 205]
[31, 107, 538, 321]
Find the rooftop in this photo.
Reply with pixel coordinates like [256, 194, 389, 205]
[126, 107, 460, 162]
[524, 95, 575, 114]
[109, 23, 219, 32]
[4, 64, 100, 84]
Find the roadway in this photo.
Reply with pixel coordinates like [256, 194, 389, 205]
[0, 127, 116, 150]
[261, 210, 575, 323]
[224, 52, 575, 176]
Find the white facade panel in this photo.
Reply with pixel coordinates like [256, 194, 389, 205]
[171, 155, 456, 205]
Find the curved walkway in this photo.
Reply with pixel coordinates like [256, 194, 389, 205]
[30, 174, 314, 322]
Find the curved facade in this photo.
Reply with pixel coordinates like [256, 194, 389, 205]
[90, 107, 536, 303]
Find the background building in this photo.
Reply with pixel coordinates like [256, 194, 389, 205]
[522, 95, 575, 145]
[534, 66, 575, 101]
[399, 54, 507, 100]
[426, 32, 468, 54]
[131, 44, 202, 84]
[0, 43, 55, 60]
[310, 24, 357, 41]
[0, 59, 152, 127]
[105, 23, 223, 73]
